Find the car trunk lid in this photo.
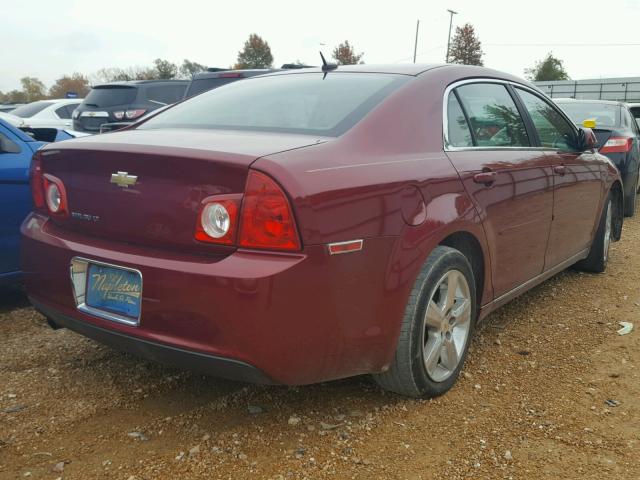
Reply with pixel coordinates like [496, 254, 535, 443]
[39, 128, 326, 255]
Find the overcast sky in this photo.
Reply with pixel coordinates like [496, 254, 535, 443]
[1, 0, 640, 92]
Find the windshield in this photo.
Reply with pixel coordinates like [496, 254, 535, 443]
[557, 102, 621, 128]
[84, 86, 137, 107]
[11, 101, 53, 118]
[140, 72, 409, 137]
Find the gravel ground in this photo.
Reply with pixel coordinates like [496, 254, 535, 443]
[1, 215, 639, 480]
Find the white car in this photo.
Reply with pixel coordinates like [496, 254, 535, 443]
[0, 111, 25, 128]
[11, 99, 82, 129]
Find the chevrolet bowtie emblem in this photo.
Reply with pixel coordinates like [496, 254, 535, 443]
[110, 171, 138, 188]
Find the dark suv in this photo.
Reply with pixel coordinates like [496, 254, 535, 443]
[183, 69, 278, 99]
[73, 80, 188, 132]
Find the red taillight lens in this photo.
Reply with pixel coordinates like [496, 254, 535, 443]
[43, 174, 69, 217]
[238, 171, 301, 251]
[29, 155, 45, 210]
[599, 136, 633, 153]
[125, 109, 146, 120]
[195, 197, 239, 245]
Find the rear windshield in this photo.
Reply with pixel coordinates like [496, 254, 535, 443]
[184, 77, 243, 98]
[557, 102, 621, 128]
[11, 101, 53, 118]
[84, 86, 138, 108]
[140, 72, 409, 136]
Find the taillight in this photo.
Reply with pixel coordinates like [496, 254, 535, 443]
[113, 111, 125, 120]
[600, 136, 633, 153]
[195, 196, 240, 245]
[43, 174, 69, 217]
[193, 171, 301, 251]
[29, 154, 45, 210]
[238, 170, 301, 251]
[125, 109, 146, 120]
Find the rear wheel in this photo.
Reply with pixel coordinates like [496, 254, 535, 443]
[373, 246, 476, 398]
[624, 178, 637, 217]
[576, 195, 612, 273]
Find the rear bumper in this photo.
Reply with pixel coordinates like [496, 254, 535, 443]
[31, 296, 273, 384]
[21, 213, 406, 385]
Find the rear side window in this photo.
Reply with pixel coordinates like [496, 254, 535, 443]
[455, 83, 530, 147]
[140, 72, 410, 137]
[11, 101, 53, 118]
[515, 88, 576, 151]
[145, 84, 188, 105]
[446, 93, 473, 147]
[84, 87, 137, 107]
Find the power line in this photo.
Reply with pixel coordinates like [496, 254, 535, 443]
[484, 43, 640, 47]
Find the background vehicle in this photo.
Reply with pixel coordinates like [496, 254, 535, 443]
[0, 111, 25, 128]
[555, 99, 640, 216]
[11, 99, 82, 129]
[0, 118, 79, 284]
[184, 68, 279, 98]
[0, 103, 25, 113]
[22, 64, 622, 399]
[72, 80, 188, 133]
[628, 102, 640, 128]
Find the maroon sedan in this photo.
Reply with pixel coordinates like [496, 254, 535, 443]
[22, 64, 623, 398]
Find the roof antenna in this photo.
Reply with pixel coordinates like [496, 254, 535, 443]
[319, 51, 338, 79]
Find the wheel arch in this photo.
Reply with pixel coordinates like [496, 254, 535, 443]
[438, 231, 486, 313]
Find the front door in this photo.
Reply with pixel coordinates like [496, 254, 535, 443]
[513, 87, 603, 267]
[445, 82, 554, 298]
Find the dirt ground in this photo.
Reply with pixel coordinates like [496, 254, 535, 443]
[1, 217, 639, 480]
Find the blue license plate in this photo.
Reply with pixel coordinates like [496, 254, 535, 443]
[86, 264, 142, 320]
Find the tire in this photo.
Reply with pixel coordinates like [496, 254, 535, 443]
[576, 195, 613, 273]
[624, 179, 637, 217]
[373, 246, 477, 398]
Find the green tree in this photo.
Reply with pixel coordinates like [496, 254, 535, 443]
[332, 40, 364, 65]
[235, 34, 273, 69]
[3, 90, 27, 103]
[153, 58, 178, 79]
[48, 73, 90, 98]
[448, 23, 483, 66]
[20, 77, 47, 102]
[180, 59, 207, 78]
[525, 52, 570, 81]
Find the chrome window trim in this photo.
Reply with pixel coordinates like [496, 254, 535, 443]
[442, 78, 571, 152]
[70, 256, 143, 327]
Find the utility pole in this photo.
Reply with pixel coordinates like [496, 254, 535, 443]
[445, 9, 458, 63]
[413, 20, 420, 63]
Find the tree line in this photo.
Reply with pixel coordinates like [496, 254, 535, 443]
[0, 30, 571, 104]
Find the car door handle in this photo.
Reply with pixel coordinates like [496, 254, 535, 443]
[473, 171, 496, 186]
[554, 165, 567, 176]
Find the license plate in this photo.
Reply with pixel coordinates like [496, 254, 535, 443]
[85, 264, 142, 320]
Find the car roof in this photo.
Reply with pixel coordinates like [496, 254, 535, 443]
[554, 98, 625, 107]
[92, 80, 190, 88]
[192, 69, 278, 80]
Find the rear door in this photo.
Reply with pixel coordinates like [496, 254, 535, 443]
[0, 124, 33, 275]
[445, 81, 554, 298]
[513, 87, 603, 267]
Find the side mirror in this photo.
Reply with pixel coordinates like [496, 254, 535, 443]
[577, 127, 598, 151]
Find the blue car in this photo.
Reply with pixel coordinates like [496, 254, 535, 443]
[0, 119, 79, 284]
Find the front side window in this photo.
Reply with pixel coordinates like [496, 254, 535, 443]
[446, 93, 473, 147]
[455, 83, 530, 147]
[516, 88, 576, 151]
